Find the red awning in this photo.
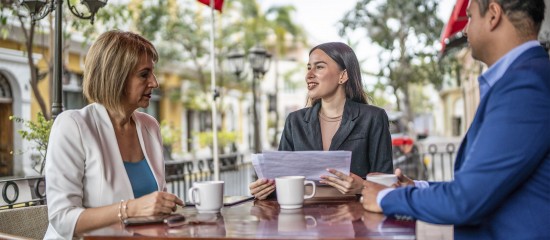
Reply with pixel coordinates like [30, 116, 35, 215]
[440, 0, 468, 54]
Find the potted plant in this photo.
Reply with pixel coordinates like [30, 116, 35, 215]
[10, 112, 53, 175]
[196, 130, 239, 154]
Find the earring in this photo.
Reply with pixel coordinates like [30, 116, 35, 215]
[338, 81, 343, 84]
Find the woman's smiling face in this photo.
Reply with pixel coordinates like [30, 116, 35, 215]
[306, 49, 347, 101]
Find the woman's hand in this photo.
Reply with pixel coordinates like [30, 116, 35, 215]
[250, 199, 280, 220]
[320, 168, 364, 195]
[249, 179, 275, 200]
[393, 168, 415, 187]
[127, 191, 184, 217]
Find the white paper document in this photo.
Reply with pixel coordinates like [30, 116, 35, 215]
[251, 151, 352, 181]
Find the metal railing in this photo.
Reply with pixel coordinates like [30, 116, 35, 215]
[423, 143, 458, 181]
[0, 153, 254, 208]
[0, 176, 46, 209]
[417, 140, 460, 181]
[165, 153, 254, 201]
[0, 142, 461, 209]
[393, 140, 459, 182]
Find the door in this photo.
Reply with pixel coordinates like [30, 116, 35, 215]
[0, 73, 13, 176]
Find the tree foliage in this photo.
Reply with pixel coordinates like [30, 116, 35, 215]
[1, 1, 51, 118]
[128, 0, 305, 109]
[10, 112, 53, 174]
[1, 0, 131, 120]
[339, 0, 444, 120]
[69, 1, 132, 45]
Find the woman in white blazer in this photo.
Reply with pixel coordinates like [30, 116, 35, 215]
[44, 30, 184, 239]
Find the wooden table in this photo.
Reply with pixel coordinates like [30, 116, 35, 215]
[84, 198, 451, 239]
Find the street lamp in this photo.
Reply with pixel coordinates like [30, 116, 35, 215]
[20, 0, 108, 119]
[227, 46, 271, 153]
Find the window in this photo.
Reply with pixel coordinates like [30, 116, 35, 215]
[0, 74, 12, 100]
[63, 72, 87, 110]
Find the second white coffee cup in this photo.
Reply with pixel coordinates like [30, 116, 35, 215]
[275, 176, 316, 209]
[188, 180, 224, 213]
[366, 174, 397, 187]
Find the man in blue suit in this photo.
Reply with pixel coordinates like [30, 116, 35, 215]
[361, 0, 550, 239]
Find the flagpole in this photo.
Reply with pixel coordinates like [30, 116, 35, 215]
[209, 0, 220, 181]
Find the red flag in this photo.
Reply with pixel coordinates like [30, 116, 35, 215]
[197, 0, 224, 12]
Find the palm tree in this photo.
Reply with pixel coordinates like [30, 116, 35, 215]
[264, 5, 306, 147]
[220, 1, 307, 149]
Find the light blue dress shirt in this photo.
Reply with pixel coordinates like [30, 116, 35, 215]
[477, 40, 540, 99]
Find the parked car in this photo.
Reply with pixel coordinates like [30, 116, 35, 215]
[387, 111, 428, 180]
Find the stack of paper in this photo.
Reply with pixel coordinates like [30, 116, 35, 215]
[251, 151, 352, 181]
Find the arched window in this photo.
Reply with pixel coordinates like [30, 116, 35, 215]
[0, 74, 12, 102]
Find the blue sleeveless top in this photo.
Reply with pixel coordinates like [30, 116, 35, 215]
[123, 158, 157, 198]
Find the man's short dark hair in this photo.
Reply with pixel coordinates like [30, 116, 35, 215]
[476, 0, 546, 37]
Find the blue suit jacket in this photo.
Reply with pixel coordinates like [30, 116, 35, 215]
[380, 46, 550, 239]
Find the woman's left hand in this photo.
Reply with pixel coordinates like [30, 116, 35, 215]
[320, 168, 364, 194]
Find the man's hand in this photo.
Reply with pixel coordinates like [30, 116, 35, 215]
[361, 180, 389, 213]
[394, 168, 415, 187]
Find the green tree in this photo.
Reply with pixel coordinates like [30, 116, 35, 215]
[1, 2, 51, 118]
[124, 0, 306, 152]
[69, 1, 132, 44]
[264, 5, 306, 147]
[10, 112, 53, 174]
[1, 1, 131, 119]
[131, 0, 217, 95]
[339, 0, 444, 121]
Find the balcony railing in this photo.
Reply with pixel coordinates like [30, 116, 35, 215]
[1, 142, 462, 209]
[165, 152, 255, 201]
[0, 153, 254, 209]
[0, 176, 46, 209]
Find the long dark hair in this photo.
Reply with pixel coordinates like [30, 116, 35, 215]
[307, 42, 368, 106]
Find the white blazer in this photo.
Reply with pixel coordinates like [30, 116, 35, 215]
[44, 103, 166, 239]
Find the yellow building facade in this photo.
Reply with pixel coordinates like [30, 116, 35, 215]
[0, 28, 191, 177]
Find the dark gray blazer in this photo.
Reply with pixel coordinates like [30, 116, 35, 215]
[278, 99, 393, 177]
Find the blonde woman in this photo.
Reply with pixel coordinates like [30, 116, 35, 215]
[44, 30, 183, 239]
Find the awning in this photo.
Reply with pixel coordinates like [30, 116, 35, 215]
[440, 0, 468, 55]
[197, 0, 224, 12]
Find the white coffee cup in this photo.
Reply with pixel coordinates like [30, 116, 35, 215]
[275, 176, 316, 209]
[278, 208, 317, 232]
[366, 174, 398, 187]
[188, 181, 224, 213]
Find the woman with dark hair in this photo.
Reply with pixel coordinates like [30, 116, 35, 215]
[250, 42, 393, 199]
